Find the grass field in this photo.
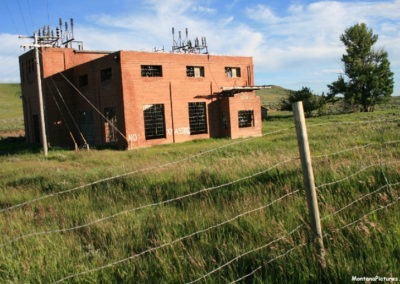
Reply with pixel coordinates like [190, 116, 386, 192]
[0, 84, 23, 134]
[0, 84, 400, 283]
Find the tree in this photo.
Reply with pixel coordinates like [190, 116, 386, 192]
[328, 23, 394, 112]
[280, 87, 324, 117]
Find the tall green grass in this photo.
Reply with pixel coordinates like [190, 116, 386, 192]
[0, 83, 24, 133]
[0, 109, 399, 283]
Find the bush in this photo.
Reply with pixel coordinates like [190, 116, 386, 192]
[280, 87, 325, 117]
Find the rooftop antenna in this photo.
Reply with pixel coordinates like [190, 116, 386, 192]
[170, 27, 208, 54]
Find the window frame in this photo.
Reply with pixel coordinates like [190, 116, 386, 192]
[186, 66, 205, 78]
[141, 65, 163, 77]
[225, 67, 241, 78]
[238, 110, 254, 128]
[100, 68, 112, 82]
[143, 104, 166, 140]
[188, 102, 208, 135]
[104, 107, 118, 143]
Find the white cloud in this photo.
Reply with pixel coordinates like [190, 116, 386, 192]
[0, 33, 30, 82]
[246, 5, 280, 24]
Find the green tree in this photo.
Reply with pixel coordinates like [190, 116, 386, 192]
[280, 87, 324, 117]
[328, 23, 394, 112]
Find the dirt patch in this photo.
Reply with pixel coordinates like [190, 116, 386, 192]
[0, 130, 25, 138]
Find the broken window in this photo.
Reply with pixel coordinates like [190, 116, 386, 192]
[225, 67, 241, 78]
[78, 74, 88, 87]
[238, 110, 254, 128]
[141, 65, 163, 77]
[100, 68, 112, 82]
[186, 66, 205, 77]
[104, 107, 118, 143]
[188, 102, 207, 135]
[143, 104, 166, 139]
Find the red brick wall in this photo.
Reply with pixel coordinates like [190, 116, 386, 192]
[119, 51, 256, 148]
[20, 47, 262, 149]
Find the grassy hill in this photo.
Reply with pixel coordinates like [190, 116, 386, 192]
[256, 85, 292, 109]
[0, 83, 23, 134]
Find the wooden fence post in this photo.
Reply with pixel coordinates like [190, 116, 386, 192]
[293, 101, 326, 270]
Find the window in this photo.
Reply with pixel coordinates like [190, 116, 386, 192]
[78, 74, 88, 87]
[100, 68, 112, 82]
[141, 65, 163, 77]
[143, 104, 166, 139]
[225, 67, 241, 78]
[238, 110, 254, 128]
[188, 102, 207, 135]
[187, 66, 205, 77]
[104, 107, 118, 143]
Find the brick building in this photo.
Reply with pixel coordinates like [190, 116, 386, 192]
[19, 47, 262, 150]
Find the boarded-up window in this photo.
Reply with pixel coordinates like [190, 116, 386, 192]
[188, 102, 207, 135]
[143, 104, 166, 139]
[238, 110, 254, 128]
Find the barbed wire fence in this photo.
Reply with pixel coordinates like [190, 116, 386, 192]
[0, 103, 399, 283]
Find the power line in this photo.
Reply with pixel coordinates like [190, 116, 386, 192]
[15, 0, 29, 34]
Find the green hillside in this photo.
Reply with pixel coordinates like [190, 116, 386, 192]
[256, 85, 292, 109]
[0, 83, 23, 133]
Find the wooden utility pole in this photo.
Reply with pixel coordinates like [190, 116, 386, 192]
[293, 101, 326, 269]
[20, 33, 49, 157]
[34, 33, 48, 157]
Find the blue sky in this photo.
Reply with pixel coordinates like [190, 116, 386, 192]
[1, 0, 400, 95]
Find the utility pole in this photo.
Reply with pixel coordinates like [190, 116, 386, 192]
[34, 33, 48, 157]
[20, 33, 50, 157]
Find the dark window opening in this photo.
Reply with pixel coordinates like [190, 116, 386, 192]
[78, 74, 88, 87]
[188, 102, 207, 135]
[238, 110, 254, 128]
[141, 65, 163, 77]
[143, 104, 166, 139]
[225, 67, 241, 78]
[186, 66, 205, 77]
[104, 107, 118, 143]
[100, 68, 112, 82]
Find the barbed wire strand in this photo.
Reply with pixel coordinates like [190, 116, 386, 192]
[0, 158, 298, 246]
[187, 224, 304, 284]
[230, 243, 307, 284]
[307, 118, 400, 129]
[2, 127, 398, 215]
[340, 195, 400, 231]
[320, 182, 400, 222]
[3, 142, 399, 245]
[231, 194, 400, 283]
[316, 160, 400, 189]
[6, 155, 398, 246]
[0, 128, 292, 214]
[193, 180, 400, 283]
[51, 190, 301, 283]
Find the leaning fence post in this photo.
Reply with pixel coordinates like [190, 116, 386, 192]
[293, 101, 326, 270]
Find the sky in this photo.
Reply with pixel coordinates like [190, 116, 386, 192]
[1, 0, 400, 95]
